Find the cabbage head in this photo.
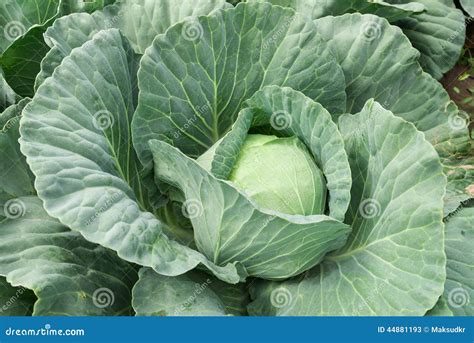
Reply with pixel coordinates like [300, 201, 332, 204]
[0, 1, 471, 317]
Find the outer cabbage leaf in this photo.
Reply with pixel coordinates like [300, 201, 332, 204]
[313, 13, 470, 158]
[248, 100, 446, 315]
[20, 29, 241, 284]
[197, 111, 253, 181]
[443, 157, 474, 217]
[426, 296, 454, 316]
[132, 2, 346, 165]
[60, 0, 116, 14]
[35, 11, 110, 90]
[104, 0, 230, 54]
[0, 69, 17, 112]
[133, 268, 249, 316]
[150, 137, 350, 280]
[0, 99, 35, 207]
[249, 0, 425, 22]
[210, 276, 250, 316]
[443, 207, 474, 316]
[256, 0, 464, 79]
[460, 0, 474, 16]
[0, 0, 63, 97]
[1, 26, 51, 98]
[35, 0, 230, 89]
[0, 277, 35, 316]
[133, 268, 226, 316]
[0, 0, 60, 54]
[1, 98, 137, 316]
[0, 97, 28, 130]
[0, 196, 137, 315]
[385, 0, 466, 79]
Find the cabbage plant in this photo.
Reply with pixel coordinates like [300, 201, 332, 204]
[0, 0, 473, 316]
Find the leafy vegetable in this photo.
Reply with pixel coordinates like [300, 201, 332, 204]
[443, 157, 474, 216]
[0, 0, 60, 54]
[132, 1, 346, 164]
[460, 0, 474, 16]
[252, 0, 467, 80]
[314, 13, 470, 158]
[0, 0, 123, 99]
[387, 0, 467, 80]
[0, 277, 35, 316]
[442, 206, 474, 316]
[0, 69, 17, 111]
[133, 267, 249, 316]
[226, 134, 327, 216]
[249, 0, 426, 22]
[0, 0, 472, 317]
[0, 196, 138, 315]
[248, 98, 447, 315]
[20, 28, 241, 284]
[150, 137, 350, 279]
[35, 0, 230, 88]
